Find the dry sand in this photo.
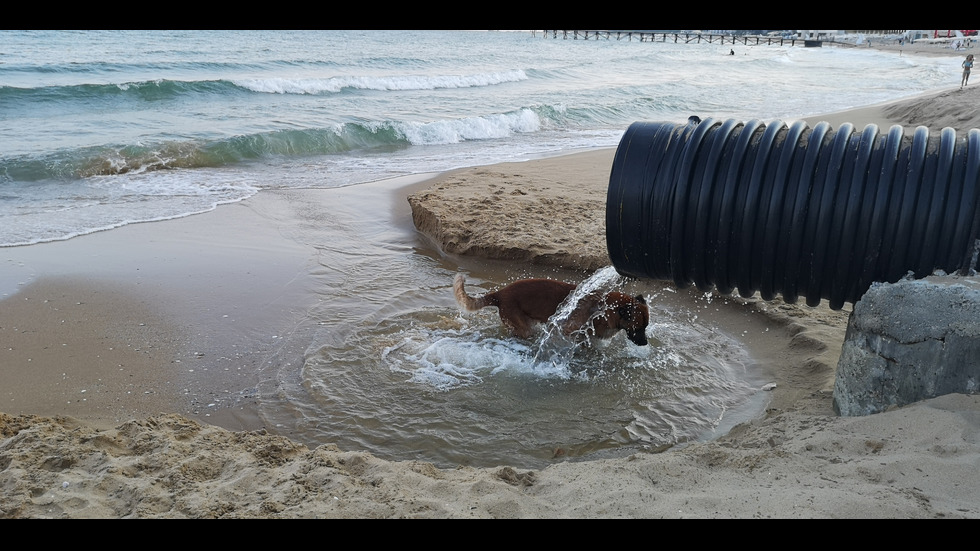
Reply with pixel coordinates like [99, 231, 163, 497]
[2, 54, 980, 518]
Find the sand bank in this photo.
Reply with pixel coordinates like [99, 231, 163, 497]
[2, 82, 980, 518]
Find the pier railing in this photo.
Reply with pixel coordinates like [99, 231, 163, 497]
[535, 30, 830, 47]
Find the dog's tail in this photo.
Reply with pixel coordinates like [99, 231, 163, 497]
[454, 273, 488, 312]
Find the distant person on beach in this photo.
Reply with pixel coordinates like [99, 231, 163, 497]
[963, 54, 974, 88]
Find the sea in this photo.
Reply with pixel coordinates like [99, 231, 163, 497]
[0, 30, 959, 248]
[0, 30, 963, 468]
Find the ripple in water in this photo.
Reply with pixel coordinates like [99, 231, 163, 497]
[298, 267, 762, 469]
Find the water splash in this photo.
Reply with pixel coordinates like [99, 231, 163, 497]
[530, 266, 631, 369]
[375, 267, 645, 390]
[551, 266, 624, 327]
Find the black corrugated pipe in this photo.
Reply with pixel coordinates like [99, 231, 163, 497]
[606, 118, 980, 310]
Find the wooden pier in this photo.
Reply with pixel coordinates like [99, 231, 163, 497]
[534, 30, 819, 47]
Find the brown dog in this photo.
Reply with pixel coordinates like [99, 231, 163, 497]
[453, 274, 650, 346]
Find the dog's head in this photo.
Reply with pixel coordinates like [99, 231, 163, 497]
[616, 294, 650, 346]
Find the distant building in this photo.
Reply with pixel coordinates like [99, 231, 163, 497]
[796, 30, 844, 41]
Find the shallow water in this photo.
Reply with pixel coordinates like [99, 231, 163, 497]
[240, 178, 776, 469]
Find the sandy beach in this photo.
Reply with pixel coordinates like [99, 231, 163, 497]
[3, 42, 980, 517]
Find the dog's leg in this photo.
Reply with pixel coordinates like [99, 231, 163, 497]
[498, 303, 534, 339]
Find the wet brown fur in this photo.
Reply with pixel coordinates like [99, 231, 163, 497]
[453, 273, 649, 345]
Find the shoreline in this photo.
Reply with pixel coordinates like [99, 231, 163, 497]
[3, 77, 980, 517]
[0, 173, 441, 432]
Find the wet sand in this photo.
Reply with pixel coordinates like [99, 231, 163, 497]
[2, 70, 980, 517]
[1, 191, 323, 430]
[1, 175, 436, 432]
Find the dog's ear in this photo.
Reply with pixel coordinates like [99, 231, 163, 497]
[635, 295, 646, 304]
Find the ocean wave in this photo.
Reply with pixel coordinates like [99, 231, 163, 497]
[231, 70, 528, 94]
[0, 78, 237, 105]
[0, 69, 528, 105]
[0, 108, 559, 182]
[395, 108, 542, 144]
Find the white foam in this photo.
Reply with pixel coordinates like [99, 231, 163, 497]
[394, 109, 542, 145]
[0, 169, 259, 247]
[233, 70, 528, 95]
